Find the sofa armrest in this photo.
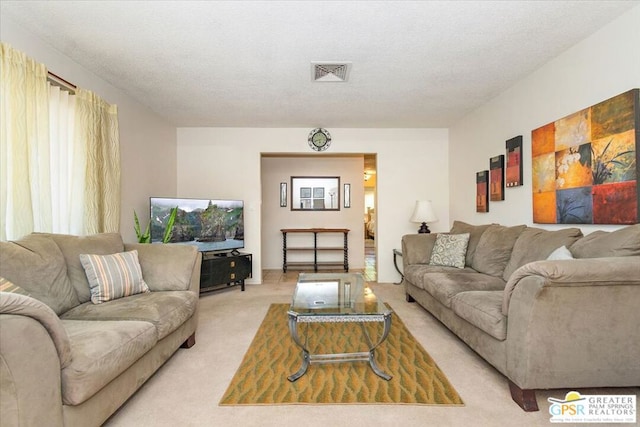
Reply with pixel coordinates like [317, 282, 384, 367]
[1, 307, 66, 426]
[502, 256, 640, 315]
[503, 256, 640, 389]
[401, 233, 438, 267]
[0, 292, 71, 368]
[125, 243, 202, 293]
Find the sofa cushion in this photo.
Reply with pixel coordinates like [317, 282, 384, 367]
[42, 233, 125, 304]
[401, 233, 438, 265]
[404, 264, 476, 289]
[451, 291, 507, 340]
[429, 233, 470, 269]
[60, 319, 157, 405]
[80, 250, 150, 304]
[569, 224, 640, 258]
[61, 290, 198, 340]
[0, 234, 80, 315]
[471, 224, 527, 277]
[502, 227, 583, 281]
[124, 243, 199, 291]
[418, 271, 506, 308]
[449, 221, 493, 267]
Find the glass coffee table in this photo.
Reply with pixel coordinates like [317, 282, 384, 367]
[287, 272, 393, 382]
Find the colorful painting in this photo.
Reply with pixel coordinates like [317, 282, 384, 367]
[490, 155, 505, 201]
[506, 135, 523, 187]
[476, 170, 489, 213]
[531, 89, 639, 224]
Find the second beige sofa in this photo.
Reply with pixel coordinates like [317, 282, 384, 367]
[402, 222, 640, 411]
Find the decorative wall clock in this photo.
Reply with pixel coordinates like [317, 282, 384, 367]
[308, 128, 331, 151]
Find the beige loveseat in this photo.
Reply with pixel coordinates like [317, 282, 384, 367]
[0, 232, 202, 427]
[402, 222, 640, 411]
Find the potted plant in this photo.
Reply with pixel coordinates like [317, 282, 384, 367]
[134, 207, 178, 243]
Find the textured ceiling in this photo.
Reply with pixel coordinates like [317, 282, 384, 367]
[1, 1, 636, 128]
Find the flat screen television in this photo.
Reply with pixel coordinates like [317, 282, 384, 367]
[150, 197, 244, 253]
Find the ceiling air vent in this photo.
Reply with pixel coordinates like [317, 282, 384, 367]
[311, 62, 352, 82]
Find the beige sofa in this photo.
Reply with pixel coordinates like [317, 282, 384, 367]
[402, 222, 640, 411]
[0, 232, 202, 427]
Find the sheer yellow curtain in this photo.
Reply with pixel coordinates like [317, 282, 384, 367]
[0, 43, 51, 240]
[74, 88, 120, 234]
[1, 43, 121, 239]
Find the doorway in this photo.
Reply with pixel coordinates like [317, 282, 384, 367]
[363, 154, 377, 281]
[260, 154, 372, 281]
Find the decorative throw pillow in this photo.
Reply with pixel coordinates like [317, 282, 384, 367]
[0, 276, 30, 296]
[429, 233, 470, 269]
[80, 250, 150, 304]
[546, 246, 574, 260]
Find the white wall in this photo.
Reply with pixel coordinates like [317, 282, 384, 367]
[177, 128, 449, 283]
[449, 5, 640, 233]
[1, 15, 177, 243]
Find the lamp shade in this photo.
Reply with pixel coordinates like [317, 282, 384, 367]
[410, 200, 438, 224]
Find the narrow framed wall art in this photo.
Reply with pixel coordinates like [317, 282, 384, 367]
[280, 182, 287, 207]
[344, 183, 351, 208]
[506, 135, 523, 187]
[490, 154, 505, 201]
[476, 170, 489, 213]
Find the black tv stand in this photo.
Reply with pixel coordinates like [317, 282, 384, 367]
[200, 251, 252, 293]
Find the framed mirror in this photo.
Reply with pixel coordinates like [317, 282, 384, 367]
[291, 176, 340, 211]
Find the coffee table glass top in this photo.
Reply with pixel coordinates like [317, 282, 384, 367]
[290, 272, 388, 315]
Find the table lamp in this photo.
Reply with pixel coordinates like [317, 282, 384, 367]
[410, 200, 438, 233]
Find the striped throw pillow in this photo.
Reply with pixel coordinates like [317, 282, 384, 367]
[0, 276, 30, 296]
[80, 250, 150, 304]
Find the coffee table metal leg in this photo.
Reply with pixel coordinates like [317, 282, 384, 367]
[288, 351, 310, 382]
[287, 312, 310, 382]
[360, 312, 393, 380]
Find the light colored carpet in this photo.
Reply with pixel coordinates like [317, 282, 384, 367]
[220, 303, 463, 406]
[104, 280, 639, 427]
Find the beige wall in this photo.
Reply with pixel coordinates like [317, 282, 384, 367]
[1, 15, 178, 243]
[177, 128, 449, 283]
[261, 156, 365, 270]
[449, 5, 640, 233]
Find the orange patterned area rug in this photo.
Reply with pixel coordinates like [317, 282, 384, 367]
[219, 303, 463, 406]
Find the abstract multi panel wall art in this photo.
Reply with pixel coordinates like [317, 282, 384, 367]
[531, 89, 639, 224]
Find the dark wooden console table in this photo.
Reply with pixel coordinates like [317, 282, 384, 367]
[281, 228, 349, 272]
